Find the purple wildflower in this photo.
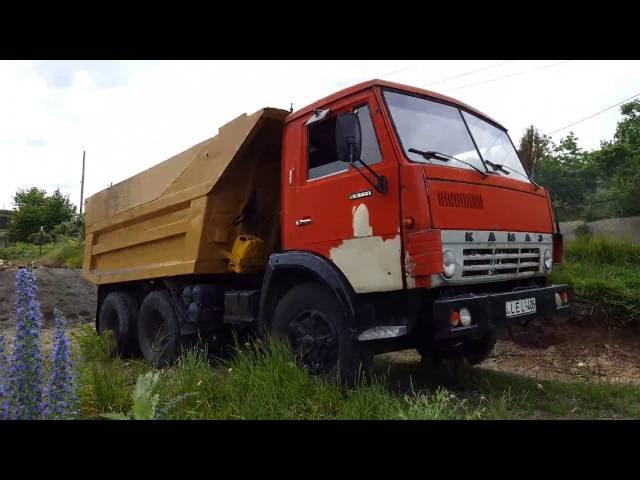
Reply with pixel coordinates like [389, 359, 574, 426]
[45, 309, 77, 419]
[0, 335, 8, 420]
[8, 268, 45, 420]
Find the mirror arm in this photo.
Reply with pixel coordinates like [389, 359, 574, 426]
[351, 158, 388, 194]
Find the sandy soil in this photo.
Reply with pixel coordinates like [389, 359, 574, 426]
[1, 267, 639, 385]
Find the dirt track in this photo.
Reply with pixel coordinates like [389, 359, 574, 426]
[1, 267, 639, 385]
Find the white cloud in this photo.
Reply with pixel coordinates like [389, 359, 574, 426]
[1, 60, 639, 210]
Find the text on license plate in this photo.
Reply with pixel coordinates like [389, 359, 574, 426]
[505, 297, 536, 318]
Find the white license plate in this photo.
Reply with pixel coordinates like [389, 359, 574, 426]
[505, 297, 537, 318]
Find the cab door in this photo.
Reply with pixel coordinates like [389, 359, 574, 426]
[283, 90, 403, 294]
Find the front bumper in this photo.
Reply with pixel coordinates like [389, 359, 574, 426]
[432, 284, 571, 341]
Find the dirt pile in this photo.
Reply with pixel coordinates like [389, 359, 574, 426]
[0, 267, 96, 329]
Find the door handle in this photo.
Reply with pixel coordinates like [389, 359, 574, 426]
[295, 218, 312, 226]
[289, 167, 295, 189]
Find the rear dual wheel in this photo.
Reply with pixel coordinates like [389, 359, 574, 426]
[138, 290, 184, 367]
[98, 291, 140, 358]
[99, 289, 194, 367]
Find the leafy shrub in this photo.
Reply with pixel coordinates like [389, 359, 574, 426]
[73, 323, 114, 363]
[41, 237, 84, 268]
[27, 231, 53, 245]
[52, 215, 84, 240]
[0, 242, 56, 263]
[102, 372, 161, 420]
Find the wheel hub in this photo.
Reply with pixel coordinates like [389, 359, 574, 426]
[288, 309, 338, 375]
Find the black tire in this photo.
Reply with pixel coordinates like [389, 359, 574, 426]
[463, 331, 497, 366]
[138, 290, 182, 367]
[271, 281, 369, 383]
[98, 291, 140, 358]
[419, 355, 471, 386]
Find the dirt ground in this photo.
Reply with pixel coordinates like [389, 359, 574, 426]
[1, 267, 639, 385]
[0, 267, 96, 328]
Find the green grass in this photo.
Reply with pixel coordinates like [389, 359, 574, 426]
[551, 236, 640, 327]
[0, 241, 57, 264]
[41, 237, 84, 268]
[564, 236, 640, 266]
[73, 327, 640, 420]
[0, 237, 83, 268]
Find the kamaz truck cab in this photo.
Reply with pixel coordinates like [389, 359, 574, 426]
[84, 79, 570, 379]
[275, 79, 569, 369]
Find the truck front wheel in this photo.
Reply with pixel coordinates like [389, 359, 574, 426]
[271, 281, 368, 382]
[98, 291, 140, 358]
[138, 290, 182, 367]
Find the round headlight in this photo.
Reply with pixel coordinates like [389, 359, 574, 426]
[443, 250, 457, 278]
[544, 249, 552, 271]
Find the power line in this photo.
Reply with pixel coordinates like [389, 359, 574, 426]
[379, 63, 419, 79]
[546, 91, 640, 136]
[424, 60, 515, 87]
[443, 60, 572, 93]
[379, 60, 514, 86]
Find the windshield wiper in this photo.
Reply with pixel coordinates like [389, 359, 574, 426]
[408, 148, 488, 179]
[484, 160, 542, 190]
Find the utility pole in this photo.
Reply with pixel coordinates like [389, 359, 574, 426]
[79, 150, 86, 217]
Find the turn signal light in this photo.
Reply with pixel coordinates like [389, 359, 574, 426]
[555, 291, 570, 307]
[449, 309, 460, 327]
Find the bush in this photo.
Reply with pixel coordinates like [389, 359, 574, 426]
[41, 237, 84, 268]
[52, 215, 84, 240]
[0, 242, 56, 263]
[27, 231, 54, 245]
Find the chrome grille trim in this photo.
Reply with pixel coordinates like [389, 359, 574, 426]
[432, 229, 553, 286]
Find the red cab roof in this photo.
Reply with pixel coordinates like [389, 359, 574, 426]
[286, 79, 506, 130]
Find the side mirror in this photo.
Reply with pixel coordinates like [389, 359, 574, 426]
[336, 113, 362, 163]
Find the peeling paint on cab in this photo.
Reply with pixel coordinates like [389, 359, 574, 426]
[329, 203, 403, 293]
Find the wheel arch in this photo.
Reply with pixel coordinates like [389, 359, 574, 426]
[258, 251, 360, 335]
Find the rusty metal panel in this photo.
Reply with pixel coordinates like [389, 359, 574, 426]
[83, 107, 289, 285]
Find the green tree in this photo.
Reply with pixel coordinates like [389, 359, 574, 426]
[592, 100, 640, 217]
[517, 125, 551, 176]
[8, 188, 77, 242]
[535, 132, 596, 216]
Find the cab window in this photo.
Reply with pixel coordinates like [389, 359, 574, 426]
[307, 104, 382, 180]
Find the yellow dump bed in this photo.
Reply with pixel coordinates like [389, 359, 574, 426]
[82, 107, 289, 285]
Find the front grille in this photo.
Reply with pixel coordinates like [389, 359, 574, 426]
[462, 247, 540, 278]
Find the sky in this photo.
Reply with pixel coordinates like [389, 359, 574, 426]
[2, 59, 639, 211]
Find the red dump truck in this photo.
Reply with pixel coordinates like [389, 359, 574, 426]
[83, 79, 570, 378]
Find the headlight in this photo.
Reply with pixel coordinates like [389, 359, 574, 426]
[544, 249, 552, 271]
[443, 250, 457, 278]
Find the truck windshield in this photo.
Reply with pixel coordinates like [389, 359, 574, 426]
[383, 90, 529, 182]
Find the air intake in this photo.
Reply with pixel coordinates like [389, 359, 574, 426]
[437, 191, 483, 209]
